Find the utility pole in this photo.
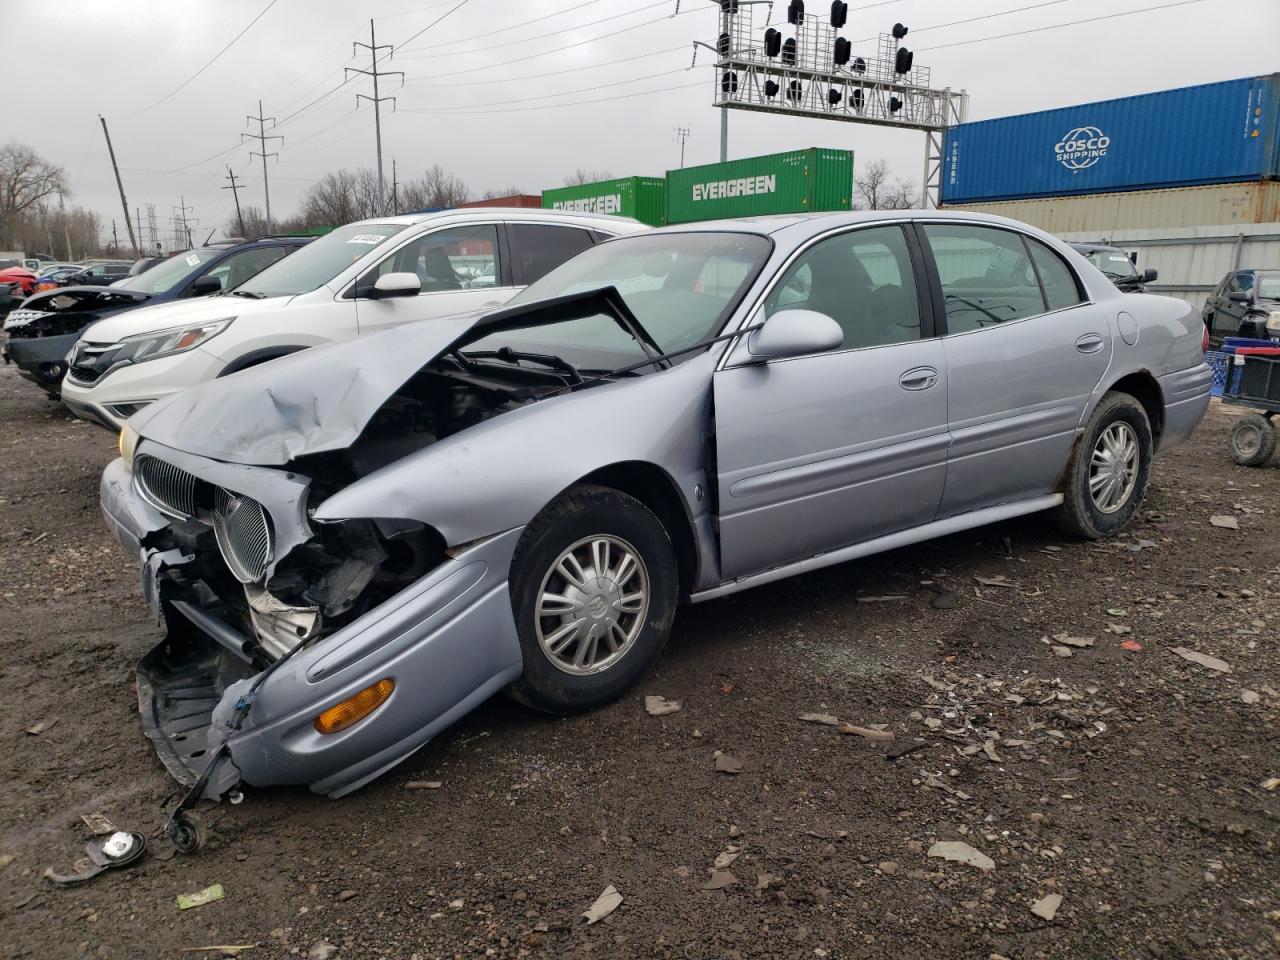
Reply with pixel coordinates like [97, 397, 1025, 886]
[223, 166, 246, 237]
[347, 19, 403, 216]
[135, 207, 145, 253]
[391, 156, 399, 215]
[98, 115, 141, 257]
[58, 192, 72, 261]
[111, 219, 119, 255]
[173, 197, 196, 249]
[673, 127, 691, 168]
[243, 100, 282, 233]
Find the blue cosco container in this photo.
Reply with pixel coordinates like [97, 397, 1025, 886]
[942, 75, 1280, 204]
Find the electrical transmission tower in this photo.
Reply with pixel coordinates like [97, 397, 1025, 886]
[673, 126, 691, 168]
[244, 101, 282, 233]
[347, 19, 404, 217]
[146, 204, 159, 253]
[223, 166, 246, 237]
[172, 196, 196, 250]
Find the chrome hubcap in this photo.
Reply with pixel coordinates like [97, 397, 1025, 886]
[1089, 421, 1139, 514]
[535, 535, 649, 676]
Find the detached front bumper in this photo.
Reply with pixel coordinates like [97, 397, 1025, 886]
[3, 330, 76, 391]
[100, 456, 525, 798]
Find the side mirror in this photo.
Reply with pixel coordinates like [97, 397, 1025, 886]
[190, 275, 222, 295]
[748, 309, 844, 360]
[1141, 268, 1158, 283]
[1227, 290, 1250, 303]
[371, 272, 421, 299]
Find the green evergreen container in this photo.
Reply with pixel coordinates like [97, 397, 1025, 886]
[540, 177, 667, 226]
[665, 148, 854, 224]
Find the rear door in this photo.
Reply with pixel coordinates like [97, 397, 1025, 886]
[353, 223, 513, 335]
[506, 223, 598, 287]
[713, 223, 949, 580]
[918, 222, 1108, 516]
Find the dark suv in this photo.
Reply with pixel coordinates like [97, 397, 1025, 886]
[3, 237, 308, 397]
[1203, 269, 1280, 348]
[1067, 242, 1157, 293]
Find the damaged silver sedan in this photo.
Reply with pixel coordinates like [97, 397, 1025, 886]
[101, 212, 1211, 820]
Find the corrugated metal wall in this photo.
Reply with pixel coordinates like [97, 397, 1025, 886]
[942, 182, 1280, 233]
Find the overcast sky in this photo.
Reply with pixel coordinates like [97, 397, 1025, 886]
[9, 0, 1279, 245]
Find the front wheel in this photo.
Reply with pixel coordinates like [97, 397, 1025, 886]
[506, 484, 678, 714]
[1057, 392, 1153, 539]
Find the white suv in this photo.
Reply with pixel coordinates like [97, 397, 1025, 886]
[61, 209, 645, 430]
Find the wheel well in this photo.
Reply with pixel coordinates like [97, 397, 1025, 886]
[579, 462, 699, 595]
[218, 346, 304, 377]
[1107, 371, 1164, 447]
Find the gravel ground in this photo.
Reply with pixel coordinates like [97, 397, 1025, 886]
[0, 361, 1276, 960]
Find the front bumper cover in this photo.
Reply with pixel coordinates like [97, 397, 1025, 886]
[100, 455, 526, 798]
[4, 330, 76, 388]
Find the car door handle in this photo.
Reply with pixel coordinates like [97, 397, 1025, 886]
[1076, 334, 1105, 354]
[899, 366, 939, 391]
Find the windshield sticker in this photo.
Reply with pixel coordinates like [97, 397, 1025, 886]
[185, 254, 201, 266]
[347, 235, 386, 245]
[1108, 255, 1129, 262]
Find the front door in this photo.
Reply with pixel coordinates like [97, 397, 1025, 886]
[713, 224, 949, 581]
[353, 224, 513, 334]
[917, 222, 1112, 516]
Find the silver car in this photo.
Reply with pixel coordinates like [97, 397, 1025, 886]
[100, 210, 1211, 825]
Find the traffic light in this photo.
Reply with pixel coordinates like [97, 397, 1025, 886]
[765, 79, 780, 97]
[833, 37, 850, 65]
[781, 37, 797, 65]
[851, 88, 865, 110]
[722, 71, 739, 94]
[894, 47, 913, 74]
[788, 1, 805, 25]
[764, 27, 782, 58]
[718, 0, 740, 13]
[851, 56, 866, 74]
[827, 87, 842, 105]
[830, 1, 847, 28]
[889, 96, 903, 113]
[892, 22, 908, 39]
[717, 32, 730, 57]
[787, 79, 803, 102]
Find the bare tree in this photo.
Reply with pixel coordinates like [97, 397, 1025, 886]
[482, 185, 527, 200]
[0, 142, 68, 247]
[563, 168, 611, 187]
[399, 163, 470, 211]
[880, 177, 922, 210]
[855, 159, 921, 210]
[301, 170, 363, 227]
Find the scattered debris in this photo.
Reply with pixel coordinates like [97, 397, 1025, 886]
[974, 575, 1016, 588]
[337, 890, 357, 902]
[877, 861, 898, 875]
[1052, 633, 1095, 648]
[80, 814, 115, 836]
[720, 680, 736, 695]
[404, 781, 443, 790]
[1261, 777, 1279, 792]
[982, 740, 1002, 763]
[857, 594, 908, 602]
[644, 696, 682, 716]
[582, 885, 623, 924]
[1241, 690, 1260, 705]
[930, 590, 957, 610]
[0, 854, 13, 869]
[1051, 645, 1074, 658]
[307, 941, 338, 960]
[1104, 623, 1132, 635]
[798, 713, 840, 726]
[44, 831, 146, 887]
[1031, 893, 1063, 921]
[702, 870, 738, 890]
[886, 742, 927, 762]
[1209, 515, 1239, 529]
[927, 841, 995, 871]
[1107, 608, 1128, 617]
[713, 847, 741, 869]
[24, 718, 57, 735]
[838, 723, 894, 743]
[182, 946, 258, 957]
[176, 884, 225, 911]
[1120, 639, 1143, 652]
[1171, 647, 1232, 673]
[713, 752, 743, 774]
[755, 872, 775, 891]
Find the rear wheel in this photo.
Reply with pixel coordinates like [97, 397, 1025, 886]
[1228, 413, 1275, 467]
[1057, 392, 1152, 539]
[506, 484, 677, 714]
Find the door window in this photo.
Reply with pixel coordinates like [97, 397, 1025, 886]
[205, 246, 291, 292]
[764, 225, 922, 350]
[923, 224, 1047, 333]
[360, 225, 500, 293]
[509, 224, 595, 285]
[1026, 238, 1084, 311]
[1227, 272, 1254, 295]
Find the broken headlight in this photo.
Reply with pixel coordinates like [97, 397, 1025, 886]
[118, 421, 140, 467]
[112, 318, 234, 366]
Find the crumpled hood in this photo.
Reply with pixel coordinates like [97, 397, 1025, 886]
[81, 293, 288, 344]
[132, 311, 485, 466]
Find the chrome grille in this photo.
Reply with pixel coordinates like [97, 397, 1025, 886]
[212, 487, 273, 584]
[134, 455, 199, 519]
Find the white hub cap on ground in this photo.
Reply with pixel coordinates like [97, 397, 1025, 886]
[1089, 421, 1139, 514]
[535, 535, 649, 676]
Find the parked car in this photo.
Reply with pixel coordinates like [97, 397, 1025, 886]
[1202, 269, 1280, 347]
[128, 255, 170, 277]
[31, 263, 88, 293]
[56, 261, 133, 287]
[98, 210, 1211, 814]
[3, 239, 308, 399]
[1067, 242, 1156, 293]
[0, 266, 39, 299]
[62, 209, 644, 430]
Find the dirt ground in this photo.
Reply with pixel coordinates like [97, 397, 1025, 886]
[0, 360, 1276, 960]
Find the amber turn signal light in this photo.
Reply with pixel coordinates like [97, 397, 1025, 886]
[314, 678, 394, 735]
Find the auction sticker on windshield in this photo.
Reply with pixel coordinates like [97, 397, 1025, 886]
[185, 254, 201, 266]
[347, 235, 387, 245]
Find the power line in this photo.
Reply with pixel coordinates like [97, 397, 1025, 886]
[405, 42, 686, 87]
[397, 0, 606, 55]
[122, 0, 283, 118]
[399, 78, 705, 116]
[919, 0, 1211, 51]
[243, 101, 283, 232]
[347, 19, 403, 216]
[393, 0, 476, 52]
[401, 66, 691, 112]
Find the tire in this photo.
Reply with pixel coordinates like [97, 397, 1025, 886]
[1056, 392, 1153, 540]
[1228, 413, 1275, 467]
[506, 484, 678, 714]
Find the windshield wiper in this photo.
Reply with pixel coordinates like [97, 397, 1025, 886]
[458, 346, 585, 384]
[228, 289, 266, 299]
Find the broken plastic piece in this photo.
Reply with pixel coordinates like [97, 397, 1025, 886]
[44, 831, 147, 886]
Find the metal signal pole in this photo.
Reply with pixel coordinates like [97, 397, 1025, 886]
[244, 101, 282, 233]
[223, 166, 246, 236]
[347, 19, 403, 217]
[98, 115, 141, 257]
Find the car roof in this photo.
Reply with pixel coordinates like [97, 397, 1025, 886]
[342, 208, 643, 230]
[642, 208, 1078, 240]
